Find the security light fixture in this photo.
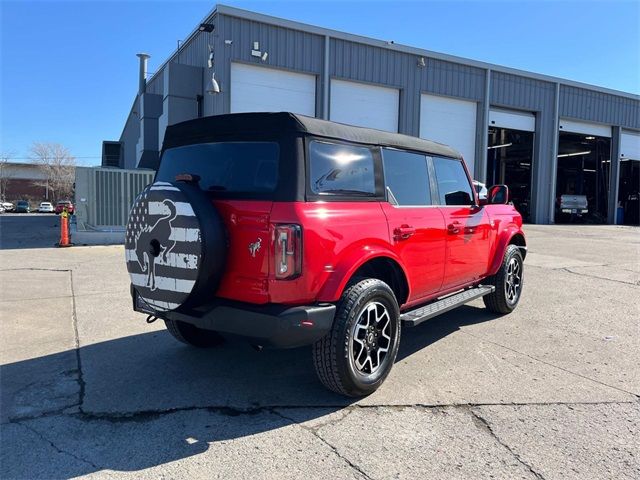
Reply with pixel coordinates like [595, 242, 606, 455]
[417, 57, 426, 68]
[558, 150, 591, 158]
[585, 136, 596, 140]
[207, 73, 220, 94]
[199, 23, 214, 32]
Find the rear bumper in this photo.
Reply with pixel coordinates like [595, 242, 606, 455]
[132, 286, 336, 348]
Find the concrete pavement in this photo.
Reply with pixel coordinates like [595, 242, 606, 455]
[1, 225, 638, 479]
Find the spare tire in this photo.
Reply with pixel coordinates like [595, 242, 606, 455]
[125, 180, 226, 313]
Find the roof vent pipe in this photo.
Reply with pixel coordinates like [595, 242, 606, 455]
[136, 53, 150, 94]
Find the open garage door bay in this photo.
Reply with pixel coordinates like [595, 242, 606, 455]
[487, 108, 536, 222]
[420, 94, 477, 177]
[230, 63, 316, 116]
[618, 131, 640, 225]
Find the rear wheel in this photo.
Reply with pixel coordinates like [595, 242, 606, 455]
[483, 244, 524, 314]
[312, 278, 401, 397]
[164, 319, 225, 348]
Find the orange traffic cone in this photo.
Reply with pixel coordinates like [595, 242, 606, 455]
[57, 210, 73, 247]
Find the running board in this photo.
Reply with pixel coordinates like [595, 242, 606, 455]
[400, 285, 495, 327]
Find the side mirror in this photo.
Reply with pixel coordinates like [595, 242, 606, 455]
[488, 185, 509, 205]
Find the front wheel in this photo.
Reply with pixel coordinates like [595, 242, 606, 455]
[312, 278, 401, 397]
[483, 244, 524, 314]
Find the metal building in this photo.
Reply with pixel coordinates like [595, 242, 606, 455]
[108, 4, 640, 225]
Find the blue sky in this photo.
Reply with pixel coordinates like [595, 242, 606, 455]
[1, 0, 638, 165]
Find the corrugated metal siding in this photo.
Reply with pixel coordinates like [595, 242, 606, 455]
[560, 85, 640, 129]
[146, 74, 163, 95]
[217, 14, 324, 117]
[422, 58, 484, 101]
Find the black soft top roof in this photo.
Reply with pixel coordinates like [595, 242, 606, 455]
[163, 112, 462, 160]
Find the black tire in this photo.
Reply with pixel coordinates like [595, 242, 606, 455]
[312, 278, 401, 397]
[164, 319, 225, 348]
[483, 244, 524, 314]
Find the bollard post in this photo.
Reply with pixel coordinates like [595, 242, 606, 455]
[57, 208, 73, 247]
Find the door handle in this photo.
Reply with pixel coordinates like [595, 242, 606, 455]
[447, 222, 461, 234]
[393, 225, 416, 241]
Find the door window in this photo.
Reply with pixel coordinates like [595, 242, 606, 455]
[432, 157, 474, 206]
[382, 149, 431, 206]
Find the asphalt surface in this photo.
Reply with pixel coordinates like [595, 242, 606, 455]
[0, 213, 61, 249]
[0, 224, 638, 479]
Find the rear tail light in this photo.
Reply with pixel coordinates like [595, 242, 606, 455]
[274, 224, 302, 279]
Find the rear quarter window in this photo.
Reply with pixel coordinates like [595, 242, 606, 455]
[308, 141, 377, 197]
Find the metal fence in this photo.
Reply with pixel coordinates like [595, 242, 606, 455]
[75, 167, 154, 229]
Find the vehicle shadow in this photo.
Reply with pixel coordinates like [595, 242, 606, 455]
[1, 304, 500, 478]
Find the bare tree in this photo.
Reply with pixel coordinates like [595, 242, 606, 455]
[30, 142, 76, 201]
[0, 152, 14, 201]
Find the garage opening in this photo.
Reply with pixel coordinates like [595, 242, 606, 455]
[618, 160, 639, 225]
[486, 127, 534, 222]
[555, 132, 611, 224]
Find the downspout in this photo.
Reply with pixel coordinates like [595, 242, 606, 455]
[322, 35, 330, 119]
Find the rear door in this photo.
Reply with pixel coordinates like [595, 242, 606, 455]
[431, 156, 492, 289]
[380, 148, 446, 302]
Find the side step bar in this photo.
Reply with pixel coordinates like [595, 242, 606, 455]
[400, 285, 495, 327]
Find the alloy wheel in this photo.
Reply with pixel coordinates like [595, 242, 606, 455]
[349, 301, 393, 375]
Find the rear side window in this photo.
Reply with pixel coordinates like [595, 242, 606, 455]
[309, 141, 376, 196]
[433, 157, 474, 206]
[382, 149, 431, 206]
[157, 142, 279, 193]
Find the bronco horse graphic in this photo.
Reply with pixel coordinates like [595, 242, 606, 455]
[134, 199, 178, 291]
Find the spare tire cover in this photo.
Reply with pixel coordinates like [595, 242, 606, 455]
[125, 181, 226, 312]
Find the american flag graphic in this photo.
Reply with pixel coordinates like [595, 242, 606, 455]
[125, 182, 202, 313]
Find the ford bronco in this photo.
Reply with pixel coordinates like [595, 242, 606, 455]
[125, 112, 526, 397]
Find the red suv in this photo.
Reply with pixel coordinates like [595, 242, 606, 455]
[126, 113, 526, 396]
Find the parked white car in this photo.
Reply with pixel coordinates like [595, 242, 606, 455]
[38, 202, 55, 213]
[1, 201, 15, 212]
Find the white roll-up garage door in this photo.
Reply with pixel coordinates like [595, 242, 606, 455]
[420, 94, 477, 175]
[230, 63, 316, 116]
[489, 108, 535, 132]
[620, 131, 640, 161]
[330, 79, 399, 132]
[559, 119, 611, 138]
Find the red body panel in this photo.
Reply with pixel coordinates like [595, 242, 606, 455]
[212, 198, 525, 310]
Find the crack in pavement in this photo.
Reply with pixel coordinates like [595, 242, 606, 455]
[469, 407, 545, 480]
[271, 408, 372, 480]
[68, 270, 87, 414]
[16, 421, 100, 471]
[460, 329, 639, 399]
[5, 400, 638, 425]
[560, 267, 640, 286]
